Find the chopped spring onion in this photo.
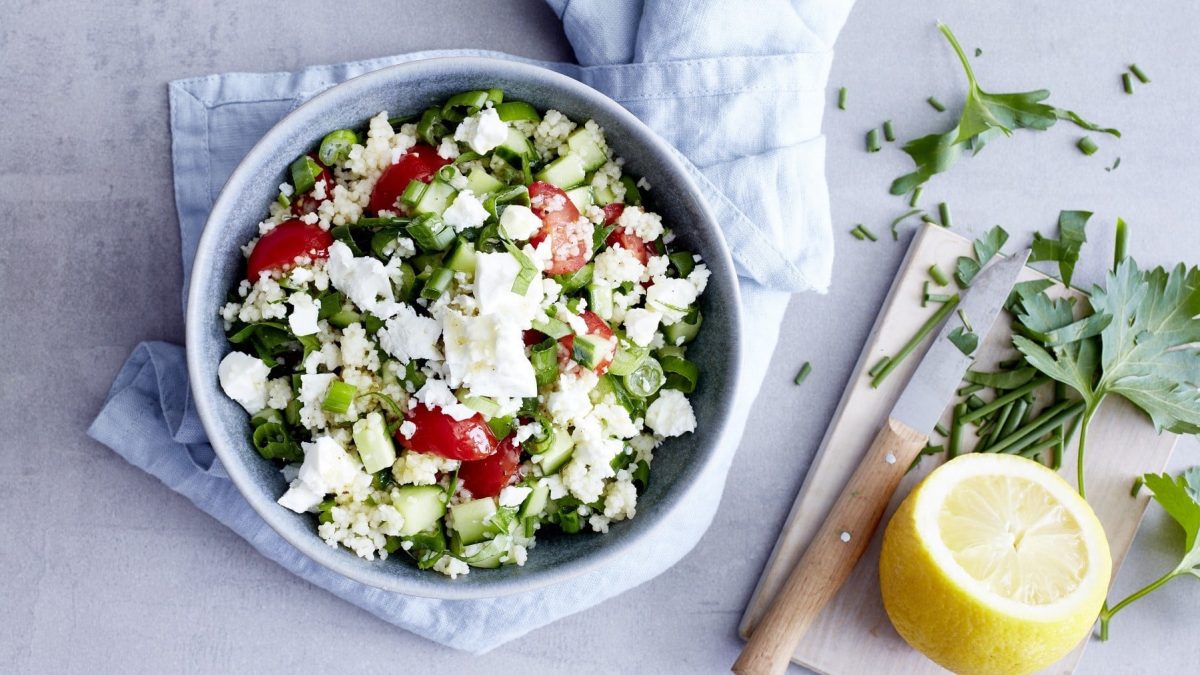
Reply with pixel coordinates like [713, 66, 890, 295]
[662, 355, 699, 393]
[1077, 136, 1099, 156]
[407, 215, 456, 252]
[870, 294, 960, 388]
[866, 128, 882, 153]
[399, 178, 427, 208]
[486, 415, 514, 440]
[1129, 63, 1151, 84]
[318, 129, 358, 165]
[928, 263, 949, 286]
[1121, 72, 1134, 95]
[252, 423, 303, 462]
[669, 251, 696, 278]
[927, 96, 946, 112]
[793, 361, 812, 386]
[1114, 217, 1128, 271]
[495, 100, 541, 122]
[608, 335, 650, 377]
[420, 267, 454, 300]
[908, 186, 923, 208]
[289, 155, 323, 195]
[837, 86, 847, 110]
[623, 357, 665, 398]
[503, 241, 538, 294]
[321, 380, 357, 414]
[938, 202, 952, 229]
[441, 90, 491, 122]
[853, 224, 879, 242]
[882, 120, 896, 142]
[663, 308, 702, 346]
[531, 338, 559, 387]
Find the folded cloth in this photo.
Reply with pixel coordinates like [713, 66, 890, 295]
[89, 0, 854, 653]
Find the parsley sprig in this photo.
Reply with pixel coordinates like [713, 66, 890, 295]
[890, 23, 1120, 197]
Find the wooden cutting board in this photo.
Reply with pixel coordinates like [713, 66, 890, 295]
[738, 223, 1179, 674]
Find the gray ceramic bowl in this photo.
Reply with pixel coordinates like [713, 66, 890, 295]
[186, 56, 742, 599]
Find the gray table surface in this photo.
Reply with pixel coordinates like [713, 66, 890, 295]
[2, 0, 1197, 672]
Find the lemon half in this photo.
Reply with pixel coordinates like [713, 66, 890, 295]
[880, 453, 1111, 675]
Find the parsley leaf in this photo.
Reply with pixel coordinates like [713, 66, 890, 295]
[1098, 467, 1200, 640]
[948, 326, 979, 356]
[955, 225, 1009, 287]
[1030, 210, 1092, 287]
[890, 23, 1119, 196]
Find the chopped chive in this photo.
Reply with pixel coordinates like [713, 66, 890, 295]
[947, 403, 967, 459]
[1077, 136, 1099, 156]
[1019, 434, 1062, 462]
[925, 292, 955, 304]
[966, 394, 987, 410]
[321, 380, 357, 414]
[1122, 72, 1134, 95]
[854, 224, 879, 242]
[1106, 156, 1121, 172]
[974, 47, 983, 57]
[956, 308, 974, 332]
[957, 382, 985, 397]
[979, 401, 1015, 452]
[850, 226, 866, 241]
[868, 357, 891, 379]
[907, 443, 945, 472]
[928, 264, 949, 286]
[870, 295, 961, 388]
[921, 281, 930, 308]
[909, 186, 923, 207]
[890, 208, 922, 241]
[793, 362, 812, 385]
[960, 376, 1051, 424]
[927, 96, 946, 112]
[837, 86, 847, 110]
[988, 401, 1085, 456]
[1130, 475, 1145, 497]
[920, 214, 939, 227]
[934, 422, 950, 438]
[866, 128, 882, 153]
[1114, 217, 1128, 271]
[1129, 63, 1150, 84]
[882, 120, 896, 142]
[938, 202, 952, 228]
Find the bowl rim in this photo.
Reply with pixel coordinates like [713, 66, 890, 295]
[186, 55, 744, 599]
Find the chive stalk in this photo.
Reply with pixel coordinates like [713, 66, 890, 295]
[1129, 64, 1151, 83]
[909, 186, 923, 207]
[928, 264, 950, 286]
[957, 382, 984, 397]
[934, 422, 950, 437]
[1122, 73, 1134, 95]
[850, 227, 866, 241]
[938, 201, 952, 228]
[1130, 476, 1144, 497]
[947, 403, 967, 459]
[980, 401, 1015, 451]
[987, 400, 1085, 455]
[927, 96, 946, 112]
[870, 295, 961, 388]
[866, 128, 882, 153]
[1077, 136, 1099, 156]
[883, 120, 896, 142]
[794, 362, 812, 385]
[1114, 217, 1128, 271]
[868, 357, 891, 379]
[854, 224, 879, 242]
[837, 87, 847, 110]
[959, 376, 1051, 424]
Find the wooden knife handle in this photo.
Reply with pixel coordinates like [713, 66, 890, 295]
[733, 417, 928, 675]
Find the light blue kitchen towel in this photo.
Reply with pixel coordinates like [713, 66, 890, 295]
[88, 0, 855, 653]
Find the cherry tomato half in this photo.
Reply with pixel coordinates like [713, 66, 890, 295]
[559, 310, 615, 374]
[245, 219, 333, 281]
[396, 404, 498, 461]
[368, 144, 451, 214]
[528, 181, 588, 276]
[457, 436, 522, 498]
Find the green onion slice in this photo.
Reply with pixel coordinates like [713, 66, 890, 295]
[321, 380, 357, 414]
[623, 357, 664, 398]
[318, 129, 358, 166]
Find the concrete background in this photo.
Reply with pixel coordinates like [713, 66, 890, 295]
[2, 0, 1197, 672]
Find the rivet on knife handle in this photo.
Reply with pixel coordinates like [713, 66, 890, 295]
[732, 418, 928, 675]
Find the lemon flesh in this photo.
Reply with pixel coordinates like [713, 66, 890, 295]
[880, 454, 1111, 675]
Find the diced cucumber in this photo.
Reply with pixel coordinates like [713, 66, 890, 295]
[412, 179, 457, 216]
[663, 309, 703, 346]
[535, 154, 586, 189]
[587, 283, 614, 321]
[608, 334, 650, 377]
[572, 333, 612, 370]
[593, 183, 618, 206]
[458, 538, 508, 568]
[444, 238, 477, 274]
[498, 127, 536, 160]
[450, 497, 498, 545]
[465, 168, 504, 196]
[458, 389, 500, 417]
[565, 185, 594, 212]
[566, 128, 608, 171]
[352, 412, 396, 474]
[520, 482, 550, 518]
[393, 486, 447, 536]
[536, 427, 575, 474]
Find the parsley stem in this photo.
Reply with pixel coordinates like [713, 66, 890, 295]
[870, 295, 960, 388]
[1122, 72, 1134, 95]
[1114, 217, 1128, 271]
[937, 22, 980, 90]
[1076, 403, 1098, 499]
[1129, 63, 1151, 84]
[1098, 568, 1179, 641]
[837, 86, 847, 110]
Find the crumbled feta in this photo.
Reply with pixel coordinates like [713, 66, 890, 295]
[278, 436, 361, 513]
[217, 351, 270, 414]
[622, 308, 661, 347]
[546, 370, 598, 428]
[326, 241, 397, 318]
[298, 373, 337, 429]
[645, 390, 697, 437]
[498, 204, 543, 241]
[441, 310, 538, 398]
[378, 303, 442, 362]
[437, 136, 460, 160]
[441, 190, 489, 232]
[498, 486, 533, 508]
[414, 378, 477, 421]
[288, 292, 320, 336]
[454, 107, 508, 154]
[473, 250, 543, 325]
[645, 277, 698, 325]
[398, 420, 417, 439]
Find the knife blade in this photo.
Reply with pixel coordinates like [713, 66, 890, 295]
[734, 248, 1031, 675]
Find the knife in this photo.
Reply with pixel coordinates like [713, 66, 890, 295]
[733, 248, 1031, 675]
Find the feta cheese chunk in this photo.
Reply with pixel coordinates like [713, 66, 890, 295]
[217, 351, 270, 414]
[414, 379, 477, 421]
[645, 277, 698, 325]
[378, 303, 442, 362]
[498, 204, 543, 241]
[442, 310, 538, 398]
[645, 389, 697, 437]
[498, 485, 533, 508]
[473, 250, 543, 325]
[287, 292, 319, 336]
[326, 241, 397, 318]
[622, 308, 661, 347]
[454, 107, 508, 154]
[442, 190, 489, 232]
[278, 435, 360, 513]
